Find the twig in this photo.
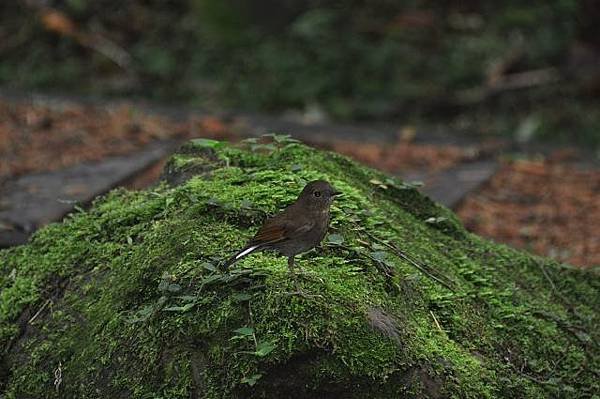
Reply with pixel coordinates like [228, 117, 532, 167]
[54, 361, 63, 393]
[392, 246, 456, 292]
[507, 361, 554, 385]
[429, 310, 443, 332]
[490, 68, 560, 91]
[30, 5, 134, 72]
[82, 33, 133, 71]
[455, 68, 560, 105]
[247, 300, 259, 349]
[536, 261, 571, 305]
[363, 230, 456, 291]
[546, 350, 569, 380]
[28, 299, 51, 324]
[531, 310, 589, 345]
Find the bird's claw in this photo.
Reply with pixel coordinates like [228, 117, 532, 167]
[283, 289, 323, 299]
[279, 275, 323, 298]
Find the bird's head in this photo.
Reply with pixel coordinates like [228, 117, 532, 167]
[298, 180, 342, 210]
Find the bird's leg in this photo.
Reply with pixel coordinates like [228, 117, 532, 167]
[285, 257, 321, 298]
[287, 256, 296, 274]
[287, 256, 305, 274]
[287, 256, 302, 293]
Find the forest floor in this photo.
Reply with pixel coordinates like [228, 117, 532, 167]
[1, 95, 598, 267]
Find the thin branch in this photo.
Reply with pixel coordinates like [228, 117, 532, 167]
[26, 4, 134, 72]
[247, 299, 258, 349]
[536, 261, 572, 306]
[391, 246, 456, 292]
[363, 230, 456, 291]
[429, 310, 443, 332]
[455, 68, 560, 105]
[28, 299, 51, 324]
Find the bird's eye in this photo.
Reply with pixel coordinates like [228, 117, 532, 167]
[314, 191, 321, 197]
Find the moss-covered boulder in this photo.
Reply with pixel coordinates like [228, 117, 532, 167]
[1, 137, 599, 398]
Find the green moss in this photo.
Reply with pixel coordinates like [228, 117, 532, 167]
[1, 137, 598, 398]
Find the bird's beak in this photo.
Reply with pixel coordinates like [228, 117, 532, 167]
[332, 190, 343, 197]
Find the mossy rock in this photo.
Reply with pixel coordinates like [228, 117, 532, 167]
[1, 136, 599, 398]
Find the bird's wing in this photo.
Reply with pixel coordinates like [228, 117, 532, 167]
[248, 213, 314, 246]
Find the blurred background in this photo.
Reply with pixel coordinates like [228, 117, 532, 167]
[1, 0, 599, 266]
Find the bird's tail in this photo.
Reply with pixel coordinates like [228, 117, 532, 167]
[221, 245, 261, 270]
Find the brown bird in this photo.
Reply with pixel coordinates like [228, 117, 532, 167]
[222, 180, 341, 272]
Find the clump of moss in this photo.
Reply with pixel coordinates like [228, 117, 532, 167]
[1, 136, 598, 398]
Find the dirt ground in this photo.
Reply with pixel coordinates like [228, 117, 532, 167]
[457, 160, 600, 267]
[1, 99, 598, 267]
[0, 99, 229, 180]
